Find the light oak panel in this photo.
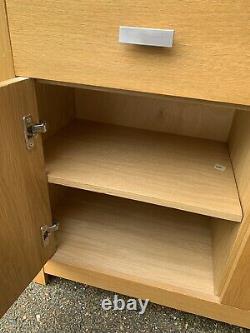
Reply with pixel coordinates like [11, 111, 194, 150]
[38, 79, 250, 112]
[35, 82, 75, 140]
[44, 260, 250, 329]
[48, 184, 69, 213]
[0, 0, 14, 80]
[6, 0, 250, 105]
[212, 219, 238, 294]
[75, 88, 235, 142]
[33, 268, 48, 286]
[44, 189, 250, 328]
[218, 110, 250, 309]
[0, 78, 55, 317]
[48, 189, 214, 296]
[44, 120, 242, 222]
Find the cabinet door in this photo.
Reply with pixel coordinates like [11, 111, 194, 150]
[0, 77, 55, 317]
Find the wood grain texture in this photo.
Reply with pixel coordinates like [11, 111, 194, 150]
[35, 82, 75, 140]
[218, 110, 250, 309]
[5, 0, 250, 105]
[48, 189, 214, 296]
[44, 260, 250, 329]
[48, 184, 69, 213]
[75, 88, 235, 142]
[33, 268, 48, 286]
[38, 79, 250, 112]
[0, 78, 55, 317]
[44, 120, 242, 222]
[0, 0, 14, 80]
[212, 219, 239, 294]
[44, 189, 250, 329]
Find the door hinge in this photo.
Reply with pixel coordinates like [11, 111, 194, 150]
[23, 114, 47, 150]
[41, 221, 59, 247]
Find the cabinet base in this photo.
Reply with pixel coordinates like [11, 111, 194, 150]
[44, 261, 250, 329]
[33, 268, 48, 286]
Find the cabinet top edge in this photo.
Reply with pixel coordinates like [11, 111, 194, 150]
[0, 77, 29, 88]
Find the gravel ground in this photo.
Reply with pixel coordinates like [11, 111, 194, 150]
[0, 277, 248, 333]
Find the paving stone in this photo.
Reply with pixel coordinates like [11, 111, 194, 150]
[0, 277, 248, 333]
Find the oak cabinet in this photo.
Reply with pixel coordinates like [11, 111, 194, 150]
[1, 0, 250, 329]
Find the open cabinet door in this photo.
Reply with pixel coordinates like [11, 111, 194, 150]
[0, 78, 55, 317]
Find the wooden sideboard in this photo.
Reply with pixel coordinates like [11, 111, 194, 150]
[1, 0, 250, 328]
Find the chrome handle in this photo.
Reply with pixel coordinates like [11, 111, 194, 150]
[119, 26, 174, 48]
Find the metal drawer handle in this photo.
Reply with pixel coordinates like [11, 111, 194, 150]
[119, 26, 174, 48]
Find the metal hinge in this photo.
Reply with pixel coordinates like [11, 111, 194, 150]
[41, 221, 60, 247]
[23, 115, 47, 150]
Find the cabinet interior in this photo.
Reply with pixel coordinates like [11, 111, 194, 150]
[35, 80, 250, 300]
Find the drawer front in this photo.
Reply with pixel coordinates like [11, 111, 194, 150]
[6, 0, 250, 105]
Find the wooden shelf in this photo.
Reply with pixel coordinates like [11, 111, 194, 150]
[46, 190, 214, 298]
[45, 120, 242, 222]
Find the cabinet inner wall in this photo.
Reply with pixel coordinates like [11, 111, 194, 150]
[36, 81, 249, 302]
[35, 81, 236, 142]
[75, 88, 235, 143]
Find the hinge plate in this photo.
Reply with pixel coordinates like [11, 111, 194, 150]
[41, 221, 59, 247]
[23, 115, 47, 150]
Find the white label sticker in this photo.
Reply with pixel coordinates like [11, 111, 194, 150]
[214, 164, 226, 172]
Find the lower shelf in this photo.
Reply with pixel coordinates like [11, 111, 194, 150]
[45, 188, 250, 328]
[47, 189, 214, 298]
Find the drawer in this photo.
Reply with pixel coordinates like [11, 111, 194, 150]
[6, 0, 250, 105]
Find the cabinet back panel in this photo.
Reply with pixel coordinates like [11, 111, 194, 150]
[75, 88, 235, 142]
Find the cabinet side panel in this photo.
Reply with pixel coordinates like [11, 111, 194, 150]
[219, 110, 250, 309]
[212, 219, 239, 294]
[0, 0, 14, 80]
